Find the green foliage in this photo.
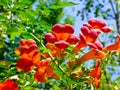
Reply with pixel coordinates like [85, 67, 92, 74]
[0, 0, 120, 90]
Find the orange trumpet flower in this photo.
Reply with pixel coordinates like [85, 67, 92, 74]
[104, 35, 120, 52]
[45, 24, 79, 49]
[75, 49, 106, 66]
[34, 58, 59, 82]
[15, 39, 40, 72]
[88, 18, 111, 33]
[89, 59, 102, 88]
[73, 26, 100, 53]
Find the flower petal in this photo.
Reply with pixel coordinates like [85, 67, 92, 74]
[16, 58, 34, 72]
[33, 50, 41, 65]
[72, 33, 87, 53]
[45, 33, 57, 43]
[88, 41, 103, 50]
[26, 44, 37, 57]
[34, 72, 46, 82]
[81, 26, 91, 36]
[101, 27, 111, 33]
[52, 24, 63, 40]
[61, 24, 74, 41]
[0, 79, 18, 90]
[20, 39, 36, 48]
[55, 40, 69, 49]
[66, 35, 79, 44]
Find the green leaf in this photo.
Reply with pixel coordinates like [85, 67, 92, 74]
[0, 0, 12, 7]
[61, 2, 78, 6]
[21, 32, 34, 39]
[53, 64, 64, 80]
[52, 83, 61, 90]
[50, 2, 78, 9]
[39, 47, 51, 53]
[23, 86, 33, 90]
[9, 27, 24, 40]
[18, 11, 29, 21]
[0, 15, 7, 21]
[14, 0, 33, 9]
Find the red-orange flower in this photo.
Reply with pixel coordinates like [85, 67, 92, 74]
[0, 79, 18, 90]
[73, 19, 111, 53]
[34, 58, 59, 82]
[104, 35, 120, 52]
[15, 39, 37, 55]
[88, 18, 111, 33]
[81, 26, 100, 43]
[73, 26, 100, 53]
[15, 39, 40, 72]
[88, 41, 103, 50]
[75, 49, 106, 66]
[89, 59, 102, 88]
[45, 24, 79, 49]
[16, 47, 40, 72]
[19, 39, 36, 48]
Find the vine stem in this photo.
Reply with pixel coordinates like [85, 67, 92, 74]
[30, 33, 54, 60]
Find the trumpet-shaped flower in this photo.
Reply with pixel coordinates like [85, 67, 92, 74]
[15, 39, 40, 72]
[73, 26, 100, 53]
[104, 35, 120, 51]
[89, 59, 102, 88]
[0, 79, 18, 90]
[88, 18, 111, 33]
[34, 58, 59, 82]
[75, 49, 106, 66]
[73, 19, 110, 53]
[81, 26, 100, 43]
[45, 24, 79, 49]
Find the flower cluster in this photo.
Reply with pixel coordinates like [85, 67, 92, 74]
[45, 24, 79, 49]
[15, 39, 58, 83]
[73, 18, 111, 53]
[2, 18, 120, 89]
[15, 39, 40, 72]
